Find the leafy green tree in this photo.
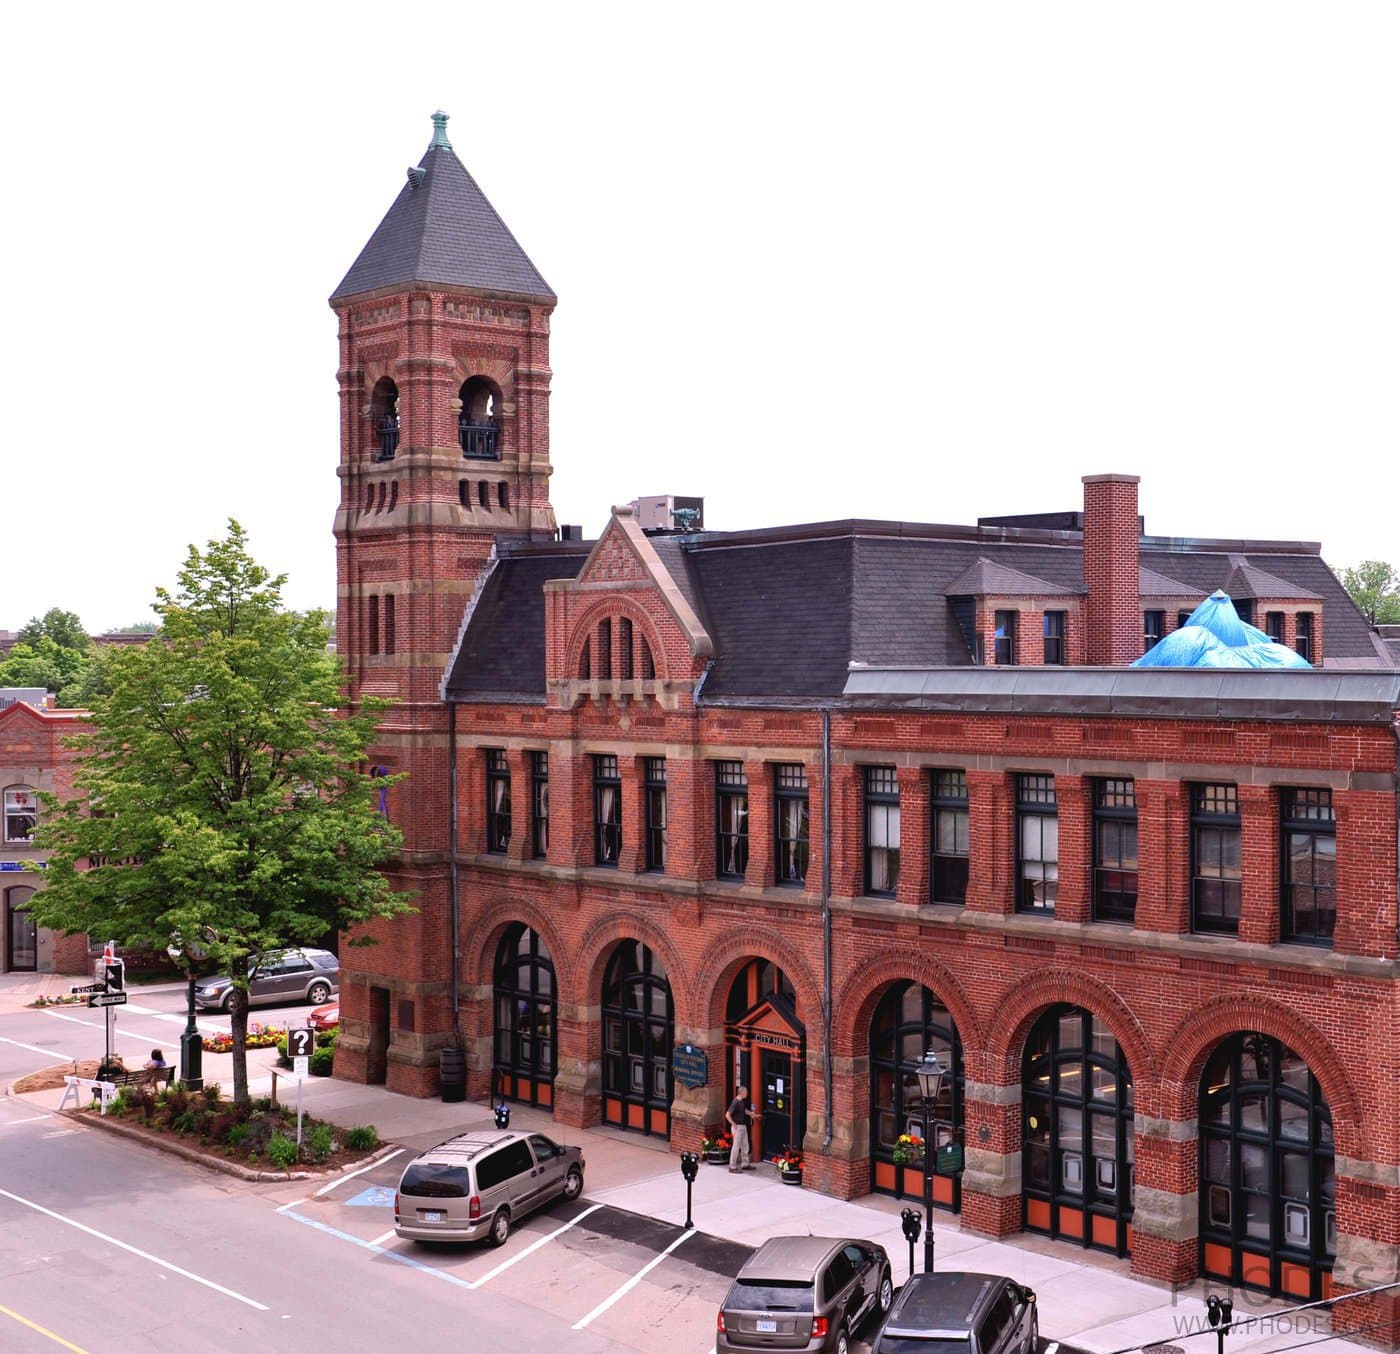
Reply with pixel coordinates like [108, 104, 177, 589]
[0, 636, 85, 694]
[18, 608, 90, 654]
[110, 621, 158, 634]
[32, 522, 409, 1104]
[1340, 560, 1400, 626]
[56, 648, 113, 710]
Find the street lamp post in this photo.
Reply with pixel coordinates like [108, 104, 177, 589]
[167, 933, 206, 1092]
[914, 1050, 948, 1275]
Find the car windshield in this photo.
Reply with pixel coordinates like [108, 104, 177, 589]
[400, 1163, 472, 1197]
[879, 1339, 971, 1354]
[311, 954, 338, 969]
[728, 1280, 814, 1312]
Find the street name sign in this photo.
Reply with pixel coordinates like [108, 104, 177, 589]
[71, 983, 104, 995]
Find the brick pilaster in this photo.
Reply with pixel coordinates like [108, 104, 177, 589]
[1054, 774, 1091, 923]
[744, 760, 775, 889]
[966, 771, 1012, 914]
[1238, 784, 1280, 946]
[617, 755, 646, 874]
[897, 767, 930, 908]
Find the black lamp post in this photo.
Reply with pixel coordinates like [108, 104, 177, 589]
[914, 1050, 948, 1274]
[166, 932, 206, 1092]
[679, 1151, 699, 1230]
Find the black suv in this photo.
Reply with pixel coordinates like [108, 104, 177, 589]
[871, 1272, 1038, 1354]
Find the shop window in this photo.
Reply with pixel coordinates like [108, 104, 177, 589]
[1092, 779, 1137, 924]
[775, 763, 809, 886]
[1280, 788, 1335, 945]
[1192, 783, 1241, 935]
[931, 770, 968, 904]
[1016, 774, 1058, 915]
[716, 761, 749, 878]
[3, 788, 37, 844]
[602, 942, 673, 1137]
[485, 749, 510, 853]
[492, 924, 555, 1107]
[864, 766, 900, 896]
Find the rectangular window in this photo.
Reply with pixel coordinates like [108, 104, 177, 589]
[1016, 774, 1058, 915]
[931, 770, 969, 904]
[1042, 611, 1066, 665]
[3, 788, 37, 844]
[367, 594, 379, 656]
[383, 593, 396, 656]
[1235, 599, 1255, 625]
[1177, 610, 1193, 630]
[530, 751, 549, 859]
[1281, 788, 1335, 945]
[1265, 611, 1285, 644]
[1295, 612, 1314, 663]
[593, 754, 621, 867]
[775, 763, 809, 886]
[994, 610, 1017, 666]
[485, 749, 511, 853]
[1143, 610, 1165, 653]
[1192, 783, 1241, 935]
[597, 618, 612, 680]
[1092, 778, 1138, 924]
[619, 617, 634, 680]
[715, 761, 749, 878]
[644, 757, 667, 872]
[864, 766, 900, 896]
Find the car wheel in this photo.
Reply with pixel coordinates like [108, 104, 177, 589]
[833, 1328, 849, 1354]
[307, 981, 331, 1005]
[489, 1207, 511, 1247]
[222, 991, 235, 1013]
[878, 1270, 894, 1314]
[562, 1166, 584, 1201]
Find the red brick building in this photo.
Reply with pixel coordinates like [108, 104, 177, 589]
[331, 116, 1400, 1332]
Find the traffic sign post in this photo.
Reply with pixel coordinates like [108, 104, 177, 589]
[87, 992, 128, 1008]
[288, 1028, 314, 1150]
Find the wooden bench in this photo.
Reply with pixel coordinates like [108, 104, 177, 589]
[108, 1065, 176, 1091]
[58, 1065, 176, 1115]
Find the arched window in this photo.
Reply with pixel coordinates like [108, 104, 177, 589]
[459, 377, 500, 459]
[577, 635, 591, 680]
[602, 942, 673, 1137]
[3, 787, 37, 844]
[493, 924, 556, 1108]
[382, 594, 395, 657]
[370, 377, 400, 461]
[640, 635, 656, 680]
[1200, 1032, 1334, 1300]
[870, 982, 965, 1210]
[1023, 1005, 1134, 1256]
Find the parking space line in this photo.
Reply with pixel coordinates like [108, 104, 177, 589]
[41, 1010, 155, 1045]
[279, 1208, 477, 1291]
[315, 1148, 402, 1196]
[469, 1203, 603, 1289]
[571, 1227, 693, 1330]
[0, 1186, 268, 1311]
[0, 1300, 90, 1354]
[0, 1115, 48, 1128]
[0, 1035, 76, 1061]
[369, 1228, 397, 1247]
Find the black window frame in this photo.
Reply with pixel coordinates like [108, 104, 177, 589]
[774, 763, 809, 887]
[864, 765, 900, 897]
[644, 756, 667, 873]
[1191, 783, 1242, 935]
[485, 749, 511, 854]
[1235, 599, 1255, 625]
[602, 941, 674, 1138]
[597, 618, 612, 680]
[715, 761, 749, 879]
[1143, 610, 1165, 653]
[1280, 788, 1335, 946]
[530, 751, 549, 859]
[1265, 611, 1285, 644]
[994, 610, 1018, 666]
[493, 923, 556, 1107]
[593, 754, 622, 867]
[931, 769, 969, 905]
[1177, 610, 1193, 629]
[1015, 774, 1058, 916]
[1042, 611, 1066, 666]
[1295, 612, 1314, 663]
[1092, 778, 1138, 924]
[619, 617, 634, 680]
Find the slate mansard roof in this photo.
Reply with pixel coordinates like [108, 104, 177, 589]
[332, 116, 554, 304]
[444, 518, 1392, 705]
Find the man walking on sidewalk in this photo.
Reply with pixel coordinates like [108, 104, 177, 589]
[728, 1084, 759, 1171]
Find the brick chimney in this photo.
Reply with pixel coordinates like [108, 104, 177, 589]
[1082, 474, 1141, 665]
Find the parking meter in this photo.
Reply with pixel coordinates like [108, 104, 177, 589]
[1206, 1294, 1234, 1354]
[900, 1207, 921, 1279]
[680, 1150, 700, 1229]
[493, 1102, 511, 1129]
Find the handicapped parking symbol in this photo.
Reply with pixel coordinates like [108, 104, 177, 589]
[346, 1186, 396, 1208]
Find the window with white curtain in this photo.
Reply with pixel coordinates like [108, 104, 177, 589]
[865, 766, 900, 896]
[594, 755, 621, 866]
[485, 751, 510, 853]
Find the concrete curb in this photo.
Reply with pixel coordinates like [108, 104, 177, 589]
[56, 1107, 399, 1184]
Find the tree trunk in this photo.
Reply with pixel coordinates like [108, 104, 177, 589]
[230, 983, 249, 1105]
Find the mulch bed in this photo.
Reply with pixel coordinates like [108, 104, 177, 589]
[13, 1060, 104, 1093]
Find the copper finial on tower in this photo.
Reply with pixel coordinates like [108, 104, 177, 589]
[430, 110, 452, 150]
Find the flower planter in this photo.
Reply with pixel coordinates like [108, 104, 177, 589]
[704, 1149, 730, 1165]
[779, 1168, 803, 1187]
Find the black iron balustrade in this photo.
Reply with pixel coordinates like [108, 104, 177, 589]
[376, 413, 401, 461]
[459, 418, 500, 459]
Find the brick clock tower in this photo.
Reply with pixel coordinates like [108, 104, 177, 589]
[330, 112, 556, 1094]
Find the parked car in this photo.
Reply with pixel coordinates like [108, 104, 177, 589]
[717, 1235, 893, 1354]
[308, 1001, 339, 1032]
[394, 1129, 585, 1246]
[194, 948, 340, 1012]
[870, 1272, 1037, 1354]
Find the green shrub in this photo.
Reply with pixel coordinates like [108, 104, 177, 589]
[309, 1047, 334, 1077]
[315, 1029, 336, 1050]
[275, 1034, 288, 1059]
[226, 1123, 251, 1148]
[201, 1083, 223, 1107]
[266, 1134, 297, 1169]
[172, 1110, 200, 1134]
[344, 1125, 379, 1151]
[253, 1096, 274, 1113]
[305, 1123, 335, 1163]
[109, 1088, 133, 1116]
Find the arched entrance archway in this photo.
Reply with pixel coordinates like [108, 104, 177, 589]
[602, 941, 674, 1137]
[1023, 1005, 1135, 1256]
[725, 959, 804, 1161]
[1200, 1032, 1335, 1300]
[492, 924, 556, 1108]
[869, 981, 965, 1211]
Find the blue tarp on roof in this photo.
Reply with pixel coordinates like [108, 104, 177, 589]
[1133, 592, 1312, 669]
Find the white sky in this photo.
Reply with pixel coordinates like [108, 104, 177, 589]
[4, 3, 1398, 632]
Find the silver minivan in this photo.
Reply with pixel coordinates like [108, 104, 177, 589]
[394, 1129, 585, 1246]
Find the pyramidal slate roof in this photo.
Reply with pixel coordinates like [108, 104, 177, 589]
[945, 556, 1078, 597]
[332, 113, 554, 304]
[1222, 560, 1320, 601]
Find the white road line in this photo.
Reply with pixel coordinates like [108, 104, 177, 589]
[0, 1035, 76, 1061]
[0, 1116, 48, 1128]
[1044, 1342, 1059, 1354]
[275, 1198, 310, 1215]
[571, 1227, 692, 1330]
[0, 1185, 268, 1311]
[279, 1208, 477, 1291]
[314, 1147, 402, 1196]
[41, 1010, 153, 1044]
[369, 1228, 397, 1247]
[469, 1203, 603, 1289]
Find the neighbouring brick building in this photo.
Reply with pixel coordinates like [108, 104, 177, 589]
[331, 115, 1400, 1335]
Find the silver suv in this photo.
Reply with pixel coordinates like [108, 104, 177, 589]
[194, 948, 339, 1011]
[718, 1235, 893, 1354]
[394, 1129, 584, 1246]
[871, 1272, 1038, 1354]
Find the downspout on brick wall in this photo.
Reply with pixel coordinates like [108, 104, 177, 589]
[1082, 473, 1141, 666]
[449, 701, 461, 1039]
[821, 708, 833, 1151]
